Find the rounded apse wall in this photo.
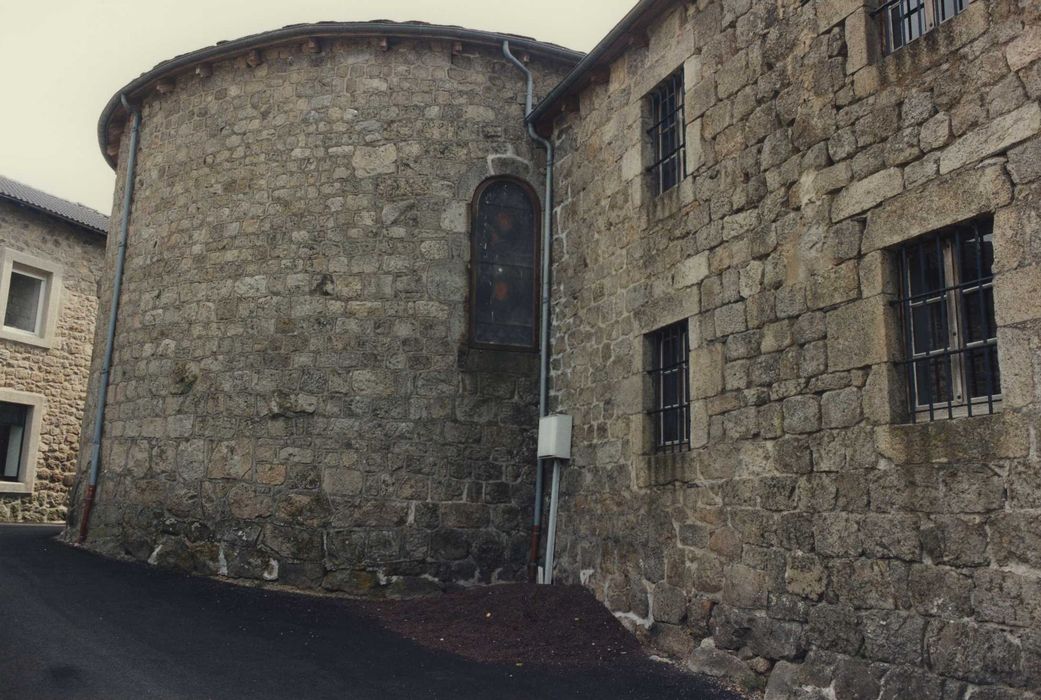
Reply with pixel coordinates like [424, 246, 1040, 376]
[69, 24, 578, 595]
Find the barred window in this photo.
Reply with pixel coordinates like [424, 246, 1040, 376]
[876, 0, 972, 55]
[470, 178, 539, 350]
[647, 70, 685, 196]
[648, 321, 690, 452]
[895, 218, 1000, 422]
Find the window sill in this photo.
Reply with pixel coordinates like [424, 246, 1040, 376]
[638, 448, 696, 488]
[0, 326, 55, 350]
[876, 410, 1028, 465]
[877, 2, 987, 78]
[0, 481, 33, 495]
[648, 178, 692, 223]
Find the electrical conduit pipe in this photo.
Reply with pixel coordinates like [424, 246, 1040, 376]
[77, 95, 142, 544]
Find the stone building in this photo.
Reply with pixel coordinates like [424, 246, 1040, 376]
[0, 176, 108, 522]
[67, 22, 580, 593]
[67, 4, 1041, 697]
[534, 0, 1041, 697]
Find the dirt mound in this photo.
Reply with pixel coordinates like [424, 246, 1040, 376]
[360, 583, 645, 666]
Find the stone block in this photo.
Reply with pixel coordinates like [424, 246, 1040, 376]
[817, 0, 867, 32]
[863, 164, 1013, 253]
[675, 252, 710, 288]
[807, 604, 862, 655]
[829, 558, 904, 610]
[691, 344, 724, 399]
[652, 582, 689, 624]
[919, 112, 951, 152]
[831, 167, 903, 222]
[723, 564, 769, 608]
[262, 525, 322, 561]
[321, 467, 363, 496]
[440, 503, 489, 529]
[920, 516, 990, 567]
[862, 610, 926, 664]
[1007, 26, 1041, 72]
[875, 413, 1030, 463]
[747, 616, 806, 660]
[995, 264, 1041, 326]
[908, 564, 973, 618]
[974, 569, 1041, 628]
[926, 620, 1024, 686]
[687, 646, 759, 687]
[785, 553, 827, 600]
[352, 143, 398, 177]
[860, 514, 919, 561]
[939, 102, 1041, 174]
[826, 298, 893, 371]
[782, 395, 820, 434]
[820, 387, 862, 428]
[994, 201, 1041, 275]
[207, 440, 253, 480]
[833, 656, 884, 700]
[877, 666, 965, 700]
[1008, 137, 1041, 184]
[991, 513, 1041, 570]
[813, 513, 863, 557]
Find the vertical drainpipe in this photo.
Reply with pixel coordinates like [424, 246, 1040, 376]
[77, 95, 142, 544]
[503, 41, 555, 584]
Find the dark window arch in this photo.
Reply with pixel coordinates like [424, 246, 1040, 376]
[470, 178, 540, 350]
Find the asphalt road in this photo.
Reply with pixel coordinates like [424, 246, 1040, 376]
[0, 525, 740, 700]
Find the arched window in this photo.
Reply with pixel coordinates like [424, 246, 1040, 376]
[470, 178, 539, 350]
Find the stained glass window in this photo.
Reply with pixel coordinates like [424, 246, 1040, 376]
[471, 179, 538, 349]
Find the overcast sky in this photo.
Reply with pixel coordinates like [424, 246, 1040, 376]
[0, 0, 635, 215]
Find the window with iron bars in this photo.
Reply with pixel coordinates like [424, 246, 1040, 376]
[895, 218, 1001, 422]
[648, 321, 691, 453]
[646, 70, 686, 197]
[875, 0, 973, 55]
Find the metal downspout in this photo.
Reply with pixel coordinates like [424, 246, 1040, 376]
[503, 41, 555, 584]
[77, 95, 142, 544]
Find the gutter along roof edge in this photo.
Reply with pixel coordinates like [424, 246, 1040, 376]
[97, 20, 585, 169]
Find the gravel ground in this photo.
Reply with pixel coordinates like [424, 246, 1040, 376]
[360, 582, 645, 666]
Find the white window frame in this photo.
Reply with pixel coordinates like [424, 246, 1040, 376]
[0, 389, 45, 495]
[0, 248, 63, 349]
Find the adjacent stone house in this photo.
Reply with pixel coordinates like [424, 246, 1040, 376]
[0, 176, 107, 522]
[66, 4, 1041, 698]
[534, 0, 1041, 697]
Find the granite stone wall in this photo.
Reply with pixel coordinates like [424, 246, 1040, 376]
[0, 200, 104, 522]
[548, 0, 1041, 696]
[68, 34, 574, 595]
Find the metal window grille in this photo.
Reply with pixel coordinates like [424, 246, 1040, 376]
[875, 0, 971, 55]
[646, 70, 686, 197]
[895, 218, 1001, 422]
[648, 321, 691, 453]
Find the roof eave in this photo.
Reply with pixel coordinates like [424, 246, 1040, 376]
[528, 0, 674, 132]
[0, 194, 108, 237]
[97, 22, 585, 170]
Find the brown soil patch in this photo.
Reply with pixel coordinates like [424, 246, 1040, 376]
[359, 583, 645, 667]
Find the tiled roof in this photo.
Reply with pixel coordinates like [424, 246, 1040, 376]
[0, 175, 109, 235]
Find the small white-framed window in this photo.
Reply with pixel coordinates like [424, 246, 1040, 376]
[0, 389, 44, 495]
[0, 248, 62, 348]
